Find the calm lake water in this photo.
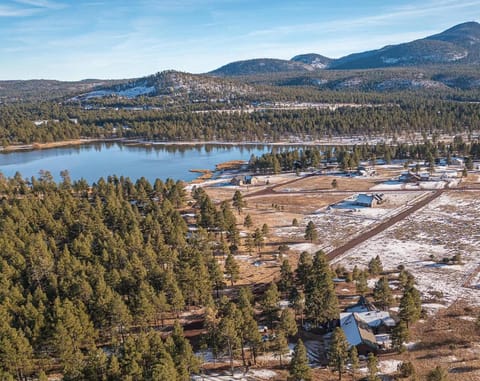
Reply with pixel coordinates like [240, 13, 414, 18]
[0, 142, 275, 183]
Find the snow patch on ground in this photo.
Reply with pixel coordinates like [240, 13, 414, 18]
[379, 359, 402, 374]
[333, 192, 480, 307]
[288, 242, 323, 253]
[277, 192, 426, 255]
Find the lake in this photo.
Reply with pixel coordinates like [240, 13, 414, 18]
[0, 142, 277, 183]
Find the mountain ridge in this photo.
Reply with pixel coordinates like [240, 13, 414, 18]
[210, 21, 480, 75]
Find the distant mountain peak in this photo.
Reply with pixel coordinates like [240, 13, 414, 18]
[209, 58, 314, 76]
[208, 22, 480, 74]
[291, 53, 332, 69]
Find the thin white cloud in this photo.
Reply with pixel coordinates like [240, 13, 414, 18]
[247, 0, 480, 38]
[0, 5, 39, 17]
[14, 0, 64, 9]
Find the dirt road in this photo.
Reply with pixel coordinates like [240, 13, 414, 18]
[326, 189, 444, 261]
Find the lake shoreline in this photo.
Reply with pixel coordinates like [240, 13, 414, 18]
[0, 140, 271, 184]
[0, 135, 394, 154]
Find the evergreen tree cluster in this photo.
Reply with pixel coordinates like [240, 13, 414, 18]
[0, 173, 222, 380]
[3, 98, 480, 144]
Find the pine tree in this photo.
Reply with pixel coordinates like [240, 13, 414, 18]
[279, 309, 298, 337]
[38, 371, 48, 381]
[278, 259, 294, 292]
[368, 255, 383, 275]
[151, 359, 178, 381]
[261, 223, 269, 236]
[291, 289, 305, 327]
[373, 276, 393, 310]
[273, 331, 290, 366]
[304, 221, 318, 243]
[243, 214, 253, 228]
[232, 190, 246, 214]
[367, 353, 379, 381]
[296, 251, 312, 287]
[169, 321, 200, 380]
[399, 286, 422, 327]
[252, 228, 264, 252]
[328, 327, 350, 381]
[289, 340, 311, 381]
[355, 271, 368, 296]
[349, 346, 359, 381]
[305, 251, 339, 327]
[261, 283, 280, 328]
[224, 252, 240, 286]
[219, 313, 240, 376]
[391, 320, 409, 352]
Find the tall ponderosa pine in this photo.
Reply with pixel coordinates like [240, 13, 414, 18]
[296, 251, 312, 287]
[391, 320, 409, 351]
[232, 190, 246, 214]
[349, 346, 360, 381]
[273, 331, 290, 366]
[305, 251, 339, 328]
[399, 285, 422, 327]
[219, 310, 240, 376]
[373, 276, 393, 310]
[224, 252, 240, 286]
[328, 327, 350, 381]
[278, 259, 294, 292]
[279, 308, 298, 337]
[261, 283, 280, 328]
[367, 353, 380, 381]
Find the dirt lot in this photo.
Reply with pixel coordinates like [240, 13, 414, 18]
[274, 174, 381, 192]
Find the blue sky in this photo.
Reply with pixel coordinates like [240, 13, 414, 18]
[1, 0, 479, 80]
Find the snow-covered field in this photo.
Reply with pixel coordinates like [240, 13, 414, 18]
[332, 192, 480, 306]
[276, 192, 427, 253]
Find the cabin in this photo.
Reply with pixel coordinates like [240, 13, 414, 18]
[354, 193, 384, 208]
[339, 310, 396, 355]
[230, 175, 258, 186]
[399, 172, 422, 183]
[339, 313, 379, 355]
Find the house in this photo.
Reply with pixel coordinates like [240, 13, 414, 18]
[340, 313, 379, 355]
[230, 175, 258, 186]
[354, 193, 384, 208]
[399, 172, 421, 183]
[339, 310, 396, 355]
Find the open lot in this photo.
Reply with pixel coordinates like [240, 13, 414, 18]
[332, 191, 480, 307]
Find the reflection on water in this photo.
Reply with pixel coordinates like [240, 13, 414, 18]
[0, 142, 285, 183]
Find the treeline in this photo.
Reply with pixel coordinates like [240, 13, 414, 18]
[248, 137, 480, 173]
[2, 96, 480, 144]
